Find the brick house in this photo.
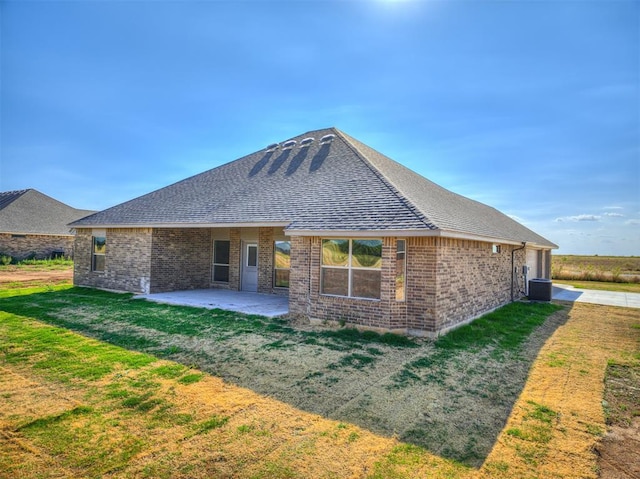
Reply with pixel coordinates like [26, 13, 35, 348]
[0, 189, 95, 260]
[70, 128, 557, 336]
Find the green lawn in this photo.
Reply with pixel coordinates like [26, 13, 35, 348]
[0, 286, 562, 467]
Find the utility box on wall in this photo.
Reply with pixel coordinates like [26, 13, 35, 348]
[528, 278, 552, 301]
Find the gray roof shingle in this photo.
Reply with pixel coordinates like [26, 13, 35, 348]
[0, 189, 96, 235]
[71, 128, 557, 248]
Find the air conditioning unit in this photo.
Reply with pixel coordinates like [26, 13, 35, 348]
[528, 278, 552, 302]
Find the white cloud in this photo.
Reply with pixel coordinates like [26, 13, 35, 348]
[603, 206, 624, 210]
[603, 212, 624, 217]
[554, 214, 601, 222]
[625, 219, 640, 226]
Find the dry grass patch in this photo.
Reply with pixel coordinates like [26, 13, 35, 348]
[0, 313, 465, 479]
[477, 302, 640, 479]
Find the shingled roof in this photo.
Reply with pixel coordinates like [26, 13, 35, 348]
[71, 128, 557, 248]
[0, 189, 95, 236]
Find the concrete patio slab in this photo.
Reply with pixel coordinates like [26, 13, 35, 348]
[135, 284, 638, 320]
[553, 284, 640, 309]
[134, 289, 289, 317]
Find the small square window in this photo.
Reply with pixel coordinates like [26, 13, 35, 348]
[492, 244, 501, 254]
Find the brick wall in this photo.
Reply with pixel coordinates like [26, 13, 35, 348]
[0, 233, 74, 260]
[227, 228, 241, 291]
[73, 226, 535, 336]
[289, 235, 531, 336]
[258, 227, 274, 293]
[74, 228, 153, 292]
[150, 228, 212, 293]
[289, 235, 311, 316]
[405, 237, 437, 333]
[432, 239, 508, 333]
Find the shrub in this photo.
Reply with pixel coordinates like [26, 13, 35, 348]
[0, 255, 12, 266]
[17, 257, 74, 267]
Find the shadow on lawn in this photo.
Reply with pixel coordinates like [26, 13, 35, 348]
[0, 287, 569, 467]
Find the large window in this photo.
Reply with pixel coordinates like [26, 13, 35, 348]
[396, 240, 406, 301]
[213, 240, 230, 282]
[274, 241, 291, 288]
[321, 239, 382, 299]
[92, 236, 106, 272]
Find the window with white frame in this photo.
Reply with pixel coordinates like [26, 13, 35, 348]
[274, 241, 291, 288]
[396, 239, 406, 301]
[321, 239, 382, 299]
[213, 240, 230, 282]
[92, 236, 106, 272]
[492, 244, 502, 254]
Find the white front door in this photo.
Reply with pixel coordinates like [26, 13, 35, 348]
[241, 242, 258, 292]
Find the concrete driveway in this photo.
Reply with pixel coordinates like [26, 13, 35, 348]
[553, 284, 640, 309]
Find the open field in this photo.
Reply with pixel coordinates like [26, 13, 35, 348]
[552, 255, 640, 285]
[1, 283, 639, 478]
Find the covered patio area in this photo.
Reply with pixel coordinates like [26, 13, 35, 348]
[134, 289, 289, 318]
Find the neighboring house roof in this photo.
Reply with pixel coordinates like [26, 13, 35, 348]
[0, 189, 96, 236]
[71, 128, 557, 248]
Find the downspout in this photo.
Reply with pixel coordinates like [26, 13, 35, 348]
[511, 242, 526, 302]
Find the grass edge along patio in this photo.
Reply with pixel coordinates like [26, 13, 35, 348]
[70, 127, 557, 337]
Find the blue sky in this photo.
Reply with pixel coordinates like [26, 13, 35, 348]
[1, 0, 638, 255]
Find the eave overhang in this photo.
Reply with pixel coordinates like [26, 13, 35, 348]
[69, 223, 557, 250]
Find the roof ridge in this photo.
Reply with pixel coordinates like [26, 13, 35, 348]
[335, 130, 436, 230]
[0, 188, 30, 196]
[0, 189, 30, 211]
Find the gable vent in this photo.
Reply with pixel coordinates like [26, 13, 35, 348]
[319, 134, 335, 144]
[266, 143, 279, 152]
[282, 140, 297, 150]
[300, 137, 315, 147]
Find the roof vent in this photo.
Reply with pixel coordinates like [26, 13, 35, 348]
[319, 134, 335, 144]
[282, 140, 297, 150]
[300, 137, 315, 147]
[266, 143, 279, 152]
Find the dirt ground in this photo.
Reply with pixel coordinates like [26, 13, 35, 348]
[596, 363, 640, 479]
[0, 265, 73, 288]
